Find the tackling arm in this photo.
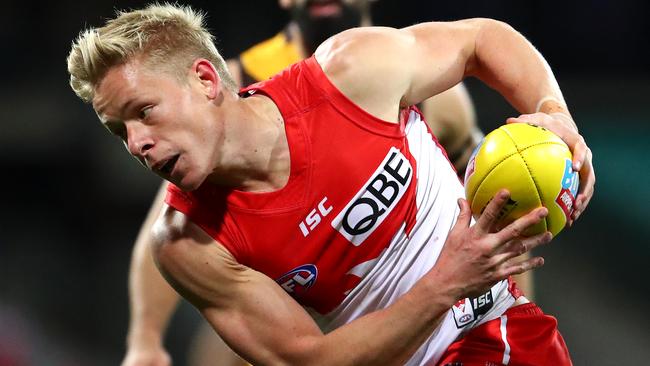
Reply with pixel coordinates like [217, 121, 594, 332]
[419, 82, 481, 175]
[122, 183, 178, 366]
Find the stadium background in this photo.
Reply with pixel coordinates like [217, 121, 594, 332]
[1, 0, 648, 364]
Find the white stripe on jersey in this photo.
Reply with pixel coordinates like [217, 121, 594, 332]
[501, 315, 511, 365]
[310, 111, 516, 365]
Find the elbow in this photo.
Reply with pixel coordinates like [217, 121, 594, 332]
[470, 17, 514, 33]
[269, 335, 344, 366]
[465, 18, 523, 79]
[249, 336, 319, 366]
[284, 336, 327, 366]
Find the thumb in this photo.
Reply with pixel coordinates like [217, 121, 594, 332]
[505, 117, 519, 124]
[455, 198, 472, 228]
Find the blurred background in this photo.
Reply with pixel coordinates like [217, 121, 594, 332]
[1, 0, 648, 365]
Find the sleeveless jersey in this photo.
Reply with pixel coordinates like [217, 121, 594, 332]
[165, 56, 519, 365]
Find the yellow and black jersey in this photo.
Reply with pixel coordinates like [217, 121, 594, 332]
[238, 29, 302, 85]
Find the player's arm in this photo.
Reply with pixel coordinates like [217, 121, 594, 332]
[408, 19, 594, 221]
[122, 58, 247, 366]
[420, 83, 481, 175]
[122, 183, 178, 366]
[152, 193, 550, 366]
[419, 82, 535, 298]
[318, 19, 594, 222]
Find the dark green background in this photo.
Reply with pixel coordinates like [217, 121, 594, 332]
[0, 1, 647, 365]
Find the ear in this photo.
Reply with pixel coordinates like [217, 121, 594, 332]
[190, 58, 220, 100]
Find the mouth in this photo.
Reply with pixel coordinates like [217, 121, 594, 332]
[157, 154, 180, 176]
[308, 0, 342, 17]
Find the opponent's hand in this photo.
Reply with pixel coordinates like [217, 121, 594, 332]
[506, 113, 595, 224]
[121, 345, 171, 366]
[433, 190, 552, 300]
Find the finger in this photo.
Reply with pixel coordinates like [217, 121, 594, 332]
[454, 198, 472, 229]
[572, 148, 595, 221]
[492, 231, 553, 263]
[496, 256, 545, 279]
[570, 135, 587, 172]
[571, 157, 596, 221]
[475, 189, 511, 235]
[506, 112, 552, 125]
[492, 206, 548, 248]
[505, 116, 535, 125]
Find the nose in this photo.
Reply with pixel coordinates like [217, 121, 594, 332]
[125, 121, 154, 159]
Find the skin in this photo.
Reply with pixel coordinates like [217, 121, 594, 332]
[121, 2, 492, 365]
[97, 18, 595, 366]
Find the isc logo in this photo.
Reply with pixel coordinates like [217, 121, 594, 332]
[298, 197, 333, 237]
[276, 264, 318, 297]
[452, 289, 494, 328]
[331, 147, 412, 246]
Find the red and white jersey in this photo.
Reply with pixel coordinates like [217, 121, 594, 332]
[166, 56, 519, 365]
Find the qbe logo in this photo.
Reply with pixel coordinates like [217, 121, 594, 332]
[276, 264, 318, 297]
[331, 147, 412, 246]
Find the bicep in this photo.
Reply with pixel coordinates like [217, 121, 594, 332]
[203, 269, 323, 365]
[400, 19, 484, 106]
[316, 20, 485, 113]
[420, 82, 476, 141]
[152, 207, 322, 365]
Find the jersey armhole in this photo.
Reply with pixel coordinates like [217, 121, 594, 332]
[165, 184, 250, 264]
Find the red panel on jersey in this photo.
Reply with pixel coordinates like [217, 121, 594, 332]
[166, 56, 421, 314]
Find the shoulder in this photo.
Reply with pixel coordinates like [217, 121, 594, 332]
[151, 204, 251, 307]
[151, 203, 202, 248]
[313, 27, 415, 113]
[314, 26, 414, 83]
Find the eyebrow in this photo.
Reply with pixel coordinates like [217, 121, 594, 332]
[96, 97, 137, 127]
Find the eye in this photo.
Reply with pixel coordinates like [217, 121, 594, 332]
[139, 106, 153, 120]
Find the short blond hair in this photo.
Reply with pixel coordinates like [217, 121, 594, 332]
[67, 3, 236, 103]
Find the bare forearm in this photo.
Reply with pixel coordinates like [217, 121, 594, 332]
[511, 252, 535, 300]
[470, 19, 567, 116]
[306, 275, 455, 366]
[127, 183, 180, 347]
[204, 268, 457, 366]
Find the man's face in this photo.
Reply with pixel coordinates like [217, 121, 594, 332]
[288, 0, 368, 54]
[92, 60, 219, 191]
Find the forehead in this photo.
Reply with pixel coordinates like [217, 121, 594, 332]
[92, 60, 177, 121]
[92, 61, 141, 115]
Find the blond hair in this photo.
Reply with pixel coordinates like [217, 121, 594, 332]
[67, 3, 236, 103]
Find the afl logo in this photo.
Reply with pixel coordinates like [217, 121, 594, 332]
[331, 147, 412, 246]
[459, 314, 472, 323]
[276, 264, 318, 298]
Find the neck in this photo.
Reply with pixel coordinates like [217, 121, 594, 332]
[206, 93, 290, 192]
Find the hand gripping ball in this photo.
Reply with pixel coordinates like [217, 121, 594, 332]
[464, 123, 579, 236]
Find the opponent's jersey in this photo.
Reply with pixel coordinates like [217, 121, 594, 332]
[166, 56, 519, 365]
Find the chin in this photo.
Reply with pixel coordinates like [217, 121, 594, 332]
[174, 171, 207, 192]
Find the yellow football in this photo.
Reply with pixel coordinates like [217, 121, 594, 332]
[464, 123, 579, 236]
